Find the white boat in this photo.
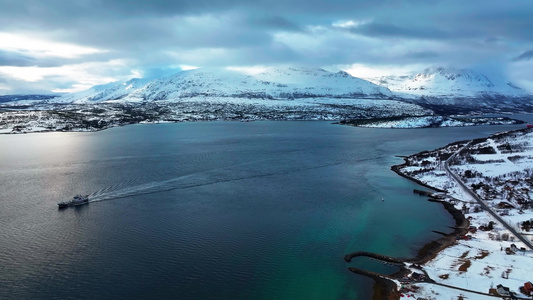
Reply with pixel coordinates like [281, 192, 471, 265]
[58, 194, 89, 208]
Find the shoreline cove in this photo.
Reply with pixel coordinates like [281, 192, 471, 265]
[345, 183, 470, 299]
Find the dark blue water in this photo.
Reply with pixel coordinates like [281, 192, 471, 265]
[0, 120, 528, 299]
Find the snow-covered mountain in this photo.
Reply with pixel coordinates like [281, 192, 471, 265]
[367, 67, 529, 99]
[48, 66, 533, 114]
[54, 67, 392, 103]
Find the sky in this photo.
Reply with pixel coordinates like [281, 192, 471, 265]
[0, 0, 532, 94]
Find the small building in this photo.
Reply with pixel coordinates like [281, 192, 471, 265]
[497, 284, 511, 296]
[524, 281, 533, 296]
[502, 233, 509, 241]
[497, 201, 515, 209]
[457, 235, 472, 240]
[410, 272, 425, 281]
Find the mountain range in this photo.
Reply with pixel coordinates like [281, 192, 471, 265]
[7, 66, 533, 114]
[55, 66, 392, 103]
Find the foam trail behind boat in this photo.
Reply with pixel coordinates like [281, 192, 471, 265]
[87, 158, 344, 203]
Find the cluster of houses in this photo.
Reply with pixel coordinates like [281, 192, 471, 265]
[490, 281, 533, 298]
[398, 283, 419, 299]
[401, 137, 533, 299]
[400, 271, 428, 284]
[502, 184, 532, 208]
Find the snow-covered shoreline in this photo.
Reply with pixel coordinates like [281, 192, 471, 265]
[0, 98, 433, 134]
[340, 115, 525, 129]
[392, 127, 533, 299]
[1, 100, 526, 135]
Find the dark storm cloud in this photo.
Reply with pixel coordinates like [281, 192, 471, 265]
[513, 50, 533, 62]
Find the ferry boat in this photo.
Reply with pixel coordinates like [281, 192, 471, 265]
[58, 194, 89, 208]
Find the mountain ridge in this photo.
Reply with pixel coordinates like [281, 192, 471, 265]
[6, 66, 533, 114]
[55, 66, 393, 103]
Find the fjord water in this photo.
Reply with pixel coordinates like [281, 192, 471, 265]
[0, 121, 524, 299]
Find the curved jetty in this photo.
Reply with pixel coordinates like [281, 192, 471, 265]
[344, 251, 404, 265]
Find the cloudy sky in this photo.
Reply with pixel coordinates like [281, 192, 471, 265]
[1, 0, 532, 94]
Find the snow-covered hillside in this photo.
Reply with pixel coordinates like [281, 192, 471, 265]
[54, 67, 392, 103]
[367, 67, 529, 99]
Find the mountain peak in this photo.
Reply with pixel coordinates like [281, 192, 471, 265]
[256, 66, 330, 82]
[417, 67, 493, 86]
[368, 66, 527, 98]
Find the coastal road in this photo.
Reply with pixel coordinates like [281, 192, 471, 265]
[444, 143, 533, 251]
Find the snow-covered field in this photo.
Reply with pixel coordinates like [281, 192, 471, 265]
[395, 128, 533, 299]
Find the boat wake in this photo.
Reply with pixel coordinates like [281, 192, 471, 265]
[87, 158, 344, 203]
